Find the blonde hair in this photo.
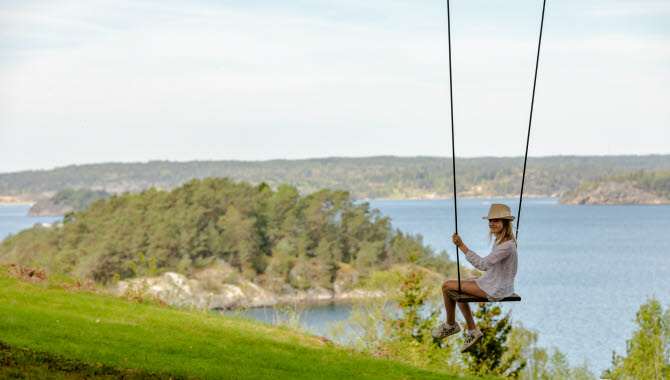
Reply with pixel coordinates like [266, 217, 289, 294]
[489, 219, 517, 246]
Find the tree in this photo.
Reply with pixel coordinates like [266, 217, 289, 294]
[464, 302, 514, 376]
[604, 298, 670, 380]
[376, 250, 456, 370]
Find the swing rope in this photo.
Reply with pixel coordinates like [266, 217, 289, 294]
[447, 0, 548, 293]
[446, 0, 461, 294]
[516, 0, 547, 241]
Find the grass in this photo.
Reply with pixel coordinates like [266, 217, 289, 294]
[1, 341, 175, 379]
[0, 271, 474, 379]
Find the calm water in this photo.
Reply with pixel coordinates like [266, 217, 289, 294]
[365, 198, 670, 373]
[2, 200, 669, 373]
[239, 198, 670, 373]
[0, 204, 62, 239]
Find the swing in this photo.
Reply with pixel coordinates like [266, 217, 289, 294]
[444, 0, 548, 303]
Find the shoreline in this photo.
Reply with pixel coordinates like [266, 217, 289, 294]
[0, 202, 34, 206]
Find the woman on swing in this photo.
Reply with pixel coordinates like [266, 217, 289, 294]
[431, 203, 518, 353]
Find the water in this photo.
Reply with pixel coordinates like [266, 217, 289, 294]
[235, 198, 670, 373]
[2, 200, 669, 373]
[0, 204, 62, 239]
[365, 198, 670, 373]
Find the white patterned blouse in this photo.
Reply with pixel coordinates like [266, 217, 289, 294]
[465, 239, 518, 301]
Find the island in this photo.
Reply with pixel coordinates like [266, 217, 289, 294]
[1, 178, 467, 309]
[27, 188, 111, 216]
[557, 170, 670, 205]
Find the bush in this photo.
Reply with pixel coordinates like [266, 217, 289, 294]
[329, 251, 462, 374]
[464, 302, 514, 376]
[603, 298, 670, 379]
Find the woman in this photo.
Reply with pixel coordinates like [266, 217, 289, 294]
[431, 203, 518, 353]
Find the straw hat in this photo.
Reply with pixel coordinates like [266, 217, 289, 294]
[482, 203, 515, 221]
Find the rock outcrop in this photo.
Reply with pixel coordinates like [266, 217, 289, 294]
[114, 264, 383, 310]
[558, 181, 670, 205]
[27, 201, 73, 216]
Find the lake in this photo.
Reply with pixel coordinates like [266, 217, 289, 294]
[2, 199, 669, 374]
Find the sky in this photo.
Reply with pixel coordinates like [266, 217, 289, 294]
[1, 0, 669, 173]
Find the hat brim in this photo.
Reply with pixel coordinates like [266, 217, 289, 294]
[482, 216, 516, 221]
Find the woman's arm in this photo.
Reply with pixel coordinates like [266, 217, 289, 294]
[452, 234, 470, 254]
[464, 243, 513, 271]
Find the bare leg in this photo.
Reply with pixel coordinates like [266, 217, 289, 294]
[457, 302, 476, 330]
[441, 279, 487, 329]
[441, 282, 457, 325]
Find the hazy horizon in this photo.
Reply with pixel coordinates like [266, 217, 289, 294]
[2, 0, 669, 173]
[3, 152, 670, 175]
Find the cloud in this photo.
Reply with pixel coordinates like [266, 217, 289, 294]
[0, 0, 669, 172]
[588, 1, 670, 16]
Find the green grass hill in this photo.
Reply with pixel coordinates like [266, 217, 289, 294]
[0, 267, 473, 380]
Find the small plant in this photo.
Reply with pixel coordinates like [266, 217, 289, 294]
[128, 252, 161, 277]
[128, 252, 161, 278]
[271, 303, 308, 332]
[122, 280, 166, 306]
[329, 251, 461, 373]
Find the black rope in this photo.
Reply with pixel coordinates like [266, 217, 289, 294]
[516, 0, 547, 241]
[447, 1, 547, 293]
[446, 0, 461, 294]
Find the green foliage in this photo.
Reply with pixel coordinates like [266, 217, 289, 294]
[1, 178, 448, 291]
[330, 252, 462, 373]
[418, 250, 457, 279]
[502, 323, 596, 379]
[464, 302, 514, 376]
[604, 298, 670, 380]
[4, 156, 670, 201]
[390, 251, 434, 343]
[25, 188, 111, 216]
[128, 252, 161, 277]
[563, 169, 670, 201]
[463, 303, 593, 379]
[49, 188, 111, 209]
[333, 266, 596, 379]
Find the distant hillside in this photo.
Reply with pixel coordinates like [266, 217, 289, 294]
[27, 188, 111, 216]
[2, 155, 670, 201]
[558, 169, 670, 205]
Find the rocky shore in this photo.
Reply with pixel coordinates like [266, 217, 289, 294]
[557, 180, 670, 205]
[114, 265, 384, 310]
[27, 200, 74, 216]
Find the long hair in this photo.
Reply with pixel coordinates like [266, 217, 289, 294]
[489, 219, 517, 246]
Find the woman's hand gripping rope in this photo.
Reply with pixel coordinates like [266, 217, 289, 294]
[452, 233, 470, 254]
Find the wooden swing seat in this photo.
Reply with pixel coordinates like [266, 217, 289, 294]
[446, 290, 521, 303]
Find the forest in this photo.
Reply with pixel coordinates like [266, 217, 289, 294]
[561, 169, 670, 200]
[2, 155, 670, 201]
[0, 178, 453, 287]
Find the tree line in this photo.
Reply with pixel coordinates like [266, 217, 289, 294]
[0, 178, 454, 287]
[562, 169, 670, 201]
[2, 155, 670, 201]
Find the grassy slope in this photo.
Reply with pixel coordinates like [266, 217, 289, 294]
[0, 274, 473, 380]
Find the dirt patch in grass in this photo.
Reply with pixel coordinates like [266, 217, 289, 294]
[3, 264, 99, 294]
